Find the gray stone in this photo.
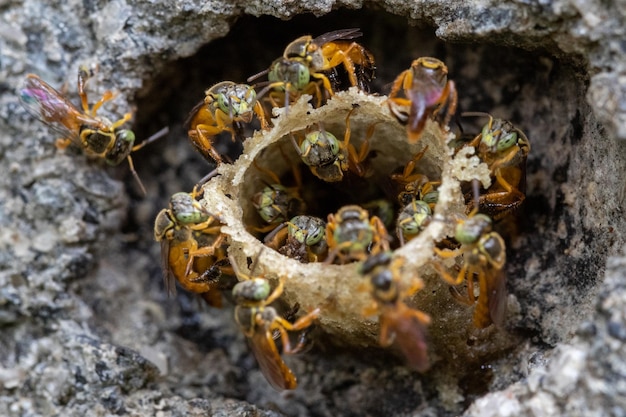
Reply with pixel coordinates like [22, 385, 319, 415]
[1, 0, 626, 416]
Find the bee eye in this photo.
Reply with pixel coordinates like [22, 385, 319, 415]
[327, 134, 340, 155]
[497, 132, 518, 151]
[401, 221, 418, 234]
[245, 87, 257, 104]
[117, 129, 135, 144]
[306, 227, 324, 245]
[297, 65, 310, 87]
[217, 93, 230, 113]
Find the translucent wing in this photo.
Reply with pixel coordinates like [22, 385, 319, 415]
[249, 329, 297, 391]
[406, 76, 446, 134]
[19, 74, 103, 143]
[380, 305, 430, 372]
[313, 28, 362, 46]
[486, 266, 507, 328]
[160, 239, 177, 297]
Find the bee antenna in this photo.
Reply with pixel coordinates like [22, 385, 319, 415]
[254, 82, 274, 101]
[461, 111, 490, 119]
[126, 155, 147, 196]
[247, 68, 270, 83]
[263, 222, 288, 245]
[249, 247, 266, 276]
[290, 133, 302, 156]
[195, 168, 220, 188]
[131, 126, 169, 152]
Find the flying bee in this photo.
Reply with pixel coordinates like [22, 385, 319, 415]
[291, 106, 375, 182]
[250, 28, 374, 111]
[154, 189, 231, 307]
[433, 213, 507, 328]
[396, 198, 432, 246]
[460, 112, 530, 221]
[186, 81, 269, 164]
[325, 204, 390, 264]
[230, 253, 320, 391]
[264, 215, 328, 263]
[387, 57, 458, 143]
[19, 68, 165, 194]
[359, 252, 431, 372]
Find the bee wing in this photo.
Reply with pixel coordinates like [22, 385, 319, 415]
[183, 99, 206, 130]
[249, 330, 297, 391]
[313, 28, 362, 46]
[381, 307, 430, 372]
[160, 239, 177, 297]
[19, 74, 102, 142]
[486, 266, 507, 328]
[406, 80, 444, 133]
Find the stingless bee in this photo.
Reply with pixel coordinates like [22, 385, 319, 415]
[387, 57, 458, 143]
[360, 252, 431, 371]
[325, 205, 390, 264]
[154, 189, 230, 307]
[230, 253, 320, 390]
[433, 213, 507, 328]
[19, 68, 166, 194]
[460, 112, 530, 221]
[250, 28, 374, 110]
[291, 107, 374, 182]
[264, 215, 328, 263]
[186, 81, 269, 164]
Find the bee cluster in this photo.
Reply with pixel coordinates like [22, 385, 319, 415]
[20, 29, 529, 392]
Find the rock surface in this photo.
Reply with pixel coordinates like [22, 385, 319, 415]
[1, 1, 626, 416]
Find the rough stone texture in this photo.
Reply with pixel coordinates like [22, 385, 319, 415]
[1, 1, 626, 417]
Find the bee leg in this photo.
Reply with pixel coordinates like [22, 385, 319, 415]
[434, 80, 457, 129]
[191, 126, 223, 164]
[311, 73, 335, 99]
[90, 91, 115, 117]
[432, 260, 468, 286]
[55, 137, 73, 149]
[126, 155, 147, 196]
[275, 308, 321, 354]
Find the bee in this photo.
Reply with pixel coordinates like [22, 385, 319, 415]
[19, 68, 164, 194]
[325, 205, 390, 264]
[251, 159, 306, 234]
[282, 28, 374, 91]
[230, 253, 320, 391]
[291, 107, 374, 182]
[360, 252, 431, 371]
[433, 213, 507, 328]
[461, 112, 530, 221]
[186, 81, 269, 164]
[261, 57, 327, 110]
[398, 180, 440, 211]
[396, 198, 432, 246]
[362, 198, 396, 231]
[387, 57, 458, 143]
[390, 146, 441, 208]
[264, 215, 328, 263]
[251, 28, 374, 110]
[154, 189, 230, 307]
